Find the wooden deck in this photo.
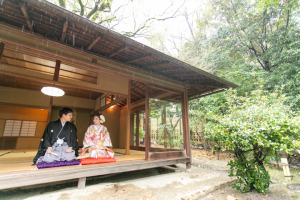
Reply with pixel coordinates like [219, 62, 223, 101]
[0, 149, 190, 190]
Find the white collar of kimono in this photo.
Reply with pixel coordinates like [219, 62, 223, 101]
[94, 124, 101, 128]
[60, 119, 66, 127]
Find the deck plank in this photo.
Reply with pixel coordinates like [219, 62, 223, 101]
[0, 157, 190, 190]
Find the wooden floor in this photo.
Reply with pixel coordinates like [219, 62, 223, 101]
[0, 148, 190, 190]
[0, 148, 144, 173]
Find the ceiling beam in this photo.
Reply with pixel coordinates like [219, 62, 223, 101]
[61, 19, 68, 43]
[87, 34, 102, 51]
[108, 45, 129, 58]
[0, 67, 127, 97]
[19, 2, 33, 32]
[131, 88, 144, 99]
[126, 54, 151, 64]
[189, 89, 226, 100]
[142, 61, 169, 69]
[53, 60, 61, 81]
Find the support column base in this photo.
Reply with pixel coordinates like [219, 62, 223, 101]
[185, 162, 191, 173]
[78, 177, 86, 190]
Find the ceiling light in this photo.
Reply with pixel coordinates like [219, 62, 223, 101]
[110, 105, 114, 108]
[41, 87, 65, 97]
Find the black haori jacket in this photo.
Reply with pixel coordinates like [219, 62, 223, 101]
[33, 119, 79, 164]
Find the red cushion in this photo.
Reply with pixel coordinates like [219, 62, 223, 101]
[79, 157, 116, 165]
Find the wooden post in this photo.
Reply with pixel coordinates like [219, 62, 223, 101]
[46, 97, 53, 124]
[163, 105, 167, 151]
[136, 109, 140, 147]
[145, 83, 150, 160]
[281, 158, 292, 180]
[0, 42, 4, 61]
[78, 177, 86, 190]
[125, 80, 131, 155]
[130, 111, 134, 146]
[182, 91, 191, 170]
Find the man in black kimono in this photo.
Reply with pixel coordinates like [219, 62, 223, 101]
[33, 107, 79, 164]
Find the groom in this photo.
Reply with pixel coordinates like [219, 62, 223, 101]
[33, 107, 79, 164]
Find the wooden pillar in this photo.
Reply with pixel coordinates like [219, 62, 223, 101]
[130, 111, 134, 146]
[46, 97, 53, 124]
[182, 91, 191, 169]
[163, 106, 167, 151]
[47, 60, 61, 124]
[125, 80, 131, 155]
[145, 83, 150, 160]
[78, 177, 86, 190]
[0, 42, 4, 61]
[136, 109, 140, 147]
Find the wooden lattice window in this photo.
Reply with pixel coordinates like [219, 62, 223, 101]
[20, 121, 37, 136]
[3, 120, 37, 137]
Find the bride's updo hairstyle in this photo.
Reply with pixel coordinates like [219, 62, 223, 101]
[94, 114, 105, 123]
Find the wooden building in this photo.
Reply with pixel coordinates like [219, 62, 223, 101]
[0, 0, 237, 190]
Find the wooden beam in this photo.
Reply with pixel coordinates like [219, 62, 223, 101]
[0, 68, 127, 97]
[127, 54, 151, 64]
[182, 91, 191, 169]
[148, 151, 187, 161]
[87, 35, 102, 51]
[107, 45, 129, 58]
[130, 146, 183, 152]
[145, 83, 150, 160]
[61, 19, 68, 43]
[142, 61, 169, 69]
[0, 42, 4, 61]
[125, 79, 131, 155]
[53, 60, 61, 81]
[136, 109, 140, 147]
[0, 102, 50, 110]
[149, 84, 182, 94]
[19, 2, 33, 32]
[93, 96, 126, 114]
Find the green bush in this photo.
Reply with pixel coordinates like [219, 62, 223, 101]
[205, 88, 300, 193]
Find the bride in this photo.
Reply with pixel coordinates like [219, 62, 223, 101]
[77, 114, 114, 159]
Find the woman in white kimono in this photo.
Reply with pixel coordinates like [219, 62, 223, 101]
[77, 114, 114, 159]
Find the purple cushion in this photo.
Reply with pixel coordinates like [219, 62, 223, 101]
[37, 160, 81, 169]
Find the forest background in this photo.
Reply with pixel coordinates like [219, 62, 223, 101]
[49, 0, 300, 193]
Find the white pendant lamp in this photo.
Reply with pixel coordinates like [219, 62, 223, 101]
[41, 86, 65, 97]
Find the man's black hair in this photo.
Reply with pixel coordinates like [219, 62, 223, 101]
[59, 107, 73, 117]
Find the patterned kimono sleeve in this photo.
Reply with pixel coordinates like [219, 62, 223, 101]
[82, 126, 93, 149]
[103, 127, 113, 147]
